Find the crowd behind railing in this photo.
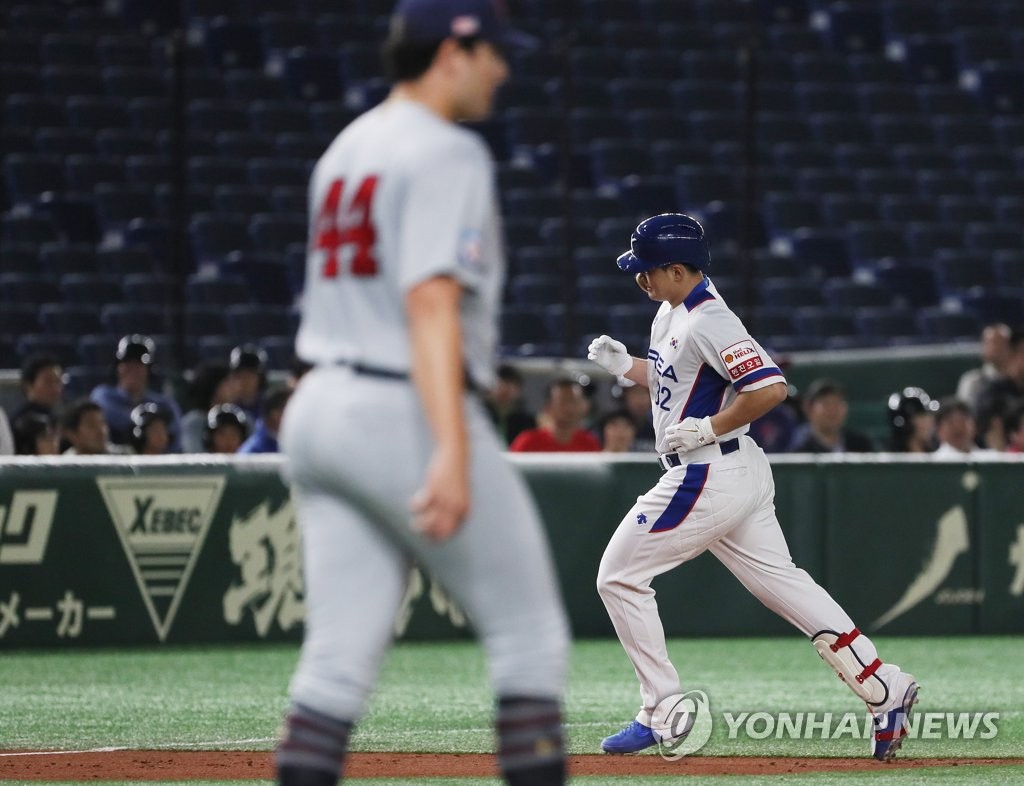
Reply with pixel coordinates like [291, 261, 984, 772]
[1, 324, 1022, 459]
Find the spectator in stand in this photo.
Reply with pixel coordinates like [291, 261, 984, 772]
[1004, 405, 1024, 454]
[228, 344, 269, 422]
[957, 323, 1011, 414]
[11, 412, 60, 455]
[8, 354, 65, 424]
[613, 381, 656, 452]
[287, 355, 314, 390]
[509, 378, 601, 452]
[976, 328, 1024, 452]
[933, 397, 993, 457]
[204, 403, 250, 454]
[180, 363, 241, 453]
[90, 335, 183, 452]
[789, 378, 874, 453]
[62, 399, 128, 455]
[130, 403, 173, 456]
[238, 387, 292, 454]
[598, 409, 637, 452]
[485, 364, 536, 446]
[886, 387, 939, 453]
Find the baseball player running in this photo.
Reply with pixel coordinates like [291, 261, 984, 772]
[587, 214, 918, 761]
[275, 2, 569, 784]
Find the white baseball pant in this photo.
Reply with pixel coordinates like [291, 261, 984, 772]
[597, 435, 894, 734]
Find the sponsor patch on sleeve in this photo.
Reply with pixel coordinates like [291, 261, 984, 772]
[457, 227, 484, 272]
[720, 339, 764, 380]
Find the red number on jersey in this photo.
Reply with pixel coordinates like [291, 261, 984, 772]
[313, 176, 380, 278]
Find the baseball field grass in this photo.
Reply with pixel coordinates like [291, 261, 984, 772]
[2, 636, 1022, 784]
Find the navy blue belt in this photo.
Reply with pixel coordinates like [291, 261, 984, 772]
[659, 437, 740, 469]
[334, 361, 482, 394]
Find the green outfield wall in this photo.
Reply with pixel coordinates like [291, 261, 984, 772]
[0, 453, 1021, 648]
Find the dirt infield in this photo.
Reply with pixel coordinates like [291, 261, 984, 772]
[2, 751, 1023, 780]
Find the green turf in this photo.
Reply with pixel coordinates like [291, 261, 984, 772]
[1, 636, 1021, 784]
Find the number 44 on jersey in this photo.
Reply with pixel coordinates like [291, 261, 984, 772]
[313, 176, 380, 279]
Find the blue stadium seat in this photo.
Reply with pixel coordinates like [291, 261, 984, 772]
[15, 334, 77, 367]
[823, 280, 893, 309]
[878, 195, 938, 223]
[787, 228, 851, 277]
[796, 84, 858, 114]
[34, 193, 99, 244]
[0, 273, 60, 306]
[870, 116, 935, 147]
[955, 287, 1024, 326]
[847, 222, 909, 266]
[511, 247, 561, 278]
[952, 146, 1012, 175]
[4, 154, 64, 206]
[124, 218, 176, 267]
[890, 144, 954, 173]
[1, 213, 58, 245]
[674, 166, 736, 209]
[188, 99, 249, 134]
[624, 111, 680, 147]
[40, 243, 97, 277]
[808, 114, 873, 146]
[747, 306, 795, 339]
[188, 157, 248, 189]
[220, 252, 295, 304]
[202, 19, 264, 69]
[100, 304, 169, 335]
[617, 175, 677, 217]
[96, 35, 152, 68]
[792, 306, 862, 349]
[578, 275, 637, 307]
[96, 129, 158, 157]
[936, 119, 997, 148]
[975, 173, 1023, 200]
[184, 303, 228, 340]
[38, 303, 104, 336]
[897, 35, 958, 83]
[793, 53, 850, 84]
[903, 222, 963, 256]
[127, 97, 172, 131]
[504, 188, 561, 222]
[124, 155, 174, 185]
[40, 65, 105, 97]
[102, 67, 166, 98]
[249, 214, 306, 253]
[270, 186, 306, 214]
[500, 305, 551, 348]
[972, 64, 1024, 114]
[281, 49, 342, 101]
[993, 252, 1024, 288]
[916, 85, 981, 116]
[5, 95, 66, 129]
[821, 5, 883, 52]
[64, 156, 124, 193]
[916, 170, 975, 198]
[122, 273, 175, 305]
[936, 196, 993, 224]
[761, 277, 825, 309]
[964, 224, 1022, 253]
[762, 193, 824, 235]
[66, 95, 130, 130]
[0, 304, 40, 336]
[35, 127, 95, 156]
[871, 260, 940, 309]
[821, 194, 879, 225]
[186, 274, 250, 307]
[856, 307, 919, 344]
[223, 304, 294, 340]
[190, 213, 250, 265]
[508, 274, 564, 307]
[933, 250, 996, 294]
[589, 141, 653, 187]
[96, 247, 159, 277]
[247, 159, 308, 188]
[995, 197, 1024, 225]
[916, 308, 979, 341]
[608, 304, 655, 339]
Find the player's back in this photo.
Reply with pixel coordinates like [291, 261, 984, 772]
[296, 97, 504, 385]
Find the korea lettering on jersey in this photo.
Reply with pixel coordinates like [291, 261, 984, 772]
[646, 277, 786, 454]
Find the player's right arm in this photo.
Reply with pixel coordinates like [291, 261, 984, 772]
[587, 335, 651, 388]
[406, 275, 470, 542]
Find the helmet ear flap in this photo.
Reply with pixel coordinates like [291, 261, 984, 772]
[625, 213, 711, 274]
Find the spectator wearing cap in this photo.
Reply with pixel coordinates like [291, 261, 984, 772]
[130, 403, 172, 456]
[789, 378, 875, 453]
[90, 334, 183, 452]
[228, 344, 268, 422]
[887, 386, 939, 453]
[62, 399, 130, 455]
[238, 387, 292, 454]
[12, 412, 60, 455]
[933, 397, 995, 457]
[7, 354, 65, 425]
[484, 364, 536, 446]
[204, 403, 250, 454]
[180, 364, 241, 453]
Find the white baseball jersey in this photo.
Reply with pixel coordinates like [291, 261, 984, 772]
[296, 97, 505, 389]
[645, 277, 786, 454]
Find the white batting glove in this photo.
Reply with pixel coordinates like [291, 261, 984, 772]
[665, 416, 717, 453]
[587, 335, 633, 377]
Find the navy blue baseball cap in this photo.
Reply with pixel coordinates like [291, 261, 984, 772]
[388, 0, 535, 50]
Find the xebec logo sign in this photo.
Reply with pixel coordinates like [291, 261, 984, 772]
[0, 491, 58, 565]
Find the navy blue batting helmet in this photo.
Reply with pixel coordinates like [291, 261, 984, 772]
[616, 213, 711, 275]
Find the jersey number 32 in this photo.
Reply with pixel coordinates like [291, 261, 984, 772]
[314, 176, 379, 279]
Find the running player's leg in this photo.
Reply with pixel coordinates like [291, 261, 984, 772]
[277, 489, 408, 786]
[409, 405, 569, 785]
[706, 441, 901, 704]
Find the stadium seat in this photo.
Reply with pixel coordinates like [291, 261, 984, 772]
[249, 214, 306, 253]
[247, 159, 308, 188]
[823, 280, 893, 309]
[674, 166, 736, 209]
[34, 193, 99, 244]
[792, 306, 862, 349]
[964, 224, 1022, 253]
[871, 260, 940, 309]
[4, 154, 64, 206]
[933, 250, 996, 294]
[617, 175, 677, 217]
[856, 307, 919, 344]
[223, 304, 294, 340]
[0, 305, 40, 336]
[936, 196, 993, 224]
[15, 334, 77, 367]
[202, 19, 264, 69]
[796, 84, 859, 114]
[219, 252, 295, 305]
[762, 193, 824, 235]
[96, 247, 159, 277]
[761, 278, 825, 309]
[100, 304, 169, 335]
[897, 35, 958, 83]
[38, 303, 104, 336]
[993, 252, 1024, 288]
[40, 243, 97, 277]
[184, 303, 228, 340]
[96, 129, 158, 157]
[35, 127, 95, 156]
[501, 305, 551, 347]
[786, 228, 851, 277]
[878, 196, 938, 223]
[102, 67, 167, 99]
[955, 287, 1024, 327]
[508, 274, 564, 307]
[186, 274, 251, 307]
[190, 213, 250, 265]
[972, 64, 1024, 114]
[903, 222, 963, 256]
[122, 273, 176, 305]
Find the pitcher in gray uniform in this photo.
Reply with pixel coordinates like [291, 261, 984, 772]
[274, 2, 570, 785]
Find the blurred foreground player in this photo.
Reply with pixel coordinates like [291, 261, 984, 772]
[276, 2, 569, 784]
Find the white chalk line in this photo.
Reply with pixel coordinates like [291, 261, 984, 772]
[0, 737, 276, 756]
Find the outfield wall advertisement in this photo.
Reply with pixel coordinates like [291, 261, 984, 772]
[0, 454, 1021, 647]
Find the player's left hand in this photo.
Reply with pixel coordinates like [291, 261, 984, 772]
[410, 445, 470, 542]
[665, 416, 717, 453]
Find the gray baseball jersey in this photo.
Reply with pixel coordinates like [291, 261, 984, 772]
[297, 97, 504, 390]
